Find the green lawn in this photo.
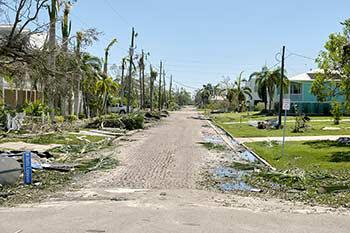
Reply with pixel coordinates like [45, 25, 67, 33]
[212, 112, 350, 124]
[246, 140, 350, 171]
[213, 114, 350, 138]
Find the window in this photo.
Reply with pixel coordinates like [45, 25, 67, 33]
[291, 83, 302, 95]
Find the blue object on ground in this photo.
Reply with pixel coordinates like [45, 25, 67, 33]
[23, 151, 32, 185]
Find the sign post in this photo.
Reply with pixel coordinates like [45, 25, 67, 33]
[282, 99, 290, 159]
[23, 151, 32, 185]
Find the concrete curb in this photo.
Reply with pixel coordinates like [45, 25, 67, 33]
[208, 119, 276, 171]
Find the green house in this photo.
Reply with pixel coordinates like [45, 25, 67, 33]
[279, 70, 344, 115]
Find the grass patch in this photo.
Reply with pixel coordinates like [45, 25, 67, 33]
[214, 120, 350, 138]
[0, 133, 105, 145]
[246, 140, 350, 171]
[212, 112, 350, 124]
[0, 170, 73, 207]
[199, 142, 227, 151]
[26, 134, 105, 145]
[77, 157, 119, 173]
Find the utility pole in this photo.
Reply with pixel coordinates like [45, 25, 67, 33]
[138, 53, 143, 109]
[163, 69, 166, 109]
[127, 28, 136, 113]
[278, 46, 286, 128]
[120, 58, 126, 105]
[150, 65, 155, 111]
[169, 75, 172, 106]
[141, 50, 145, 109]
[158, 60, 163, 111]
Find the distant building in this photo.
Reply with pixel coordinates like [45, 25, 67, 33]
[0, 24, 45, 108]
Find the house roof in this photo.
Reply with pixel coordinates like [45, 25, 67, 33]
[288, 69, 323, 82]
[0, 24, 46, 49]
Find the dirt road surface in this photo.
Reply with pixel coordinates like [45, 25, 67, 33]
[1, 107, 350, 233]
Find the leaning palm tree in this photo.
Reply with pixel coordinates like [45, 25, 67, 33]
[233, 72, 252, 112]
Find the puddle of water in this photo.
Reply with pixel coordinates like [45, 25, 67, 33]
[203, 135, 224, 144]
[214, 167, 247, 178]
[220, 182, 255, 192]
[214, 166, 260, 192]
[240, 150, 258, 162]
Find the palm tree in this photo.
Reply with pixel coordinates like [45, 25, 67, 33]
[272, 67, 289, 95]
[250, 66, 289, 113]
[103, 38, 118, 75]
[200, 83, 214, 106]
[61, 1, 73, 115]
[149, 65, 157, 111]
[47, 0, 61, 116]
[95, 74, 119, 115]
[74, 31, 83, 116]
[232, 72, 252, 112]
[250, 66, 272, 112]
[80, 53, 102, 116]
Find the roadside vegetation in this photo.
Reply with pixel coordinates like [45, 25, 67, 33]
[195, 19, 350, 208]
[0, 0, 195, 206]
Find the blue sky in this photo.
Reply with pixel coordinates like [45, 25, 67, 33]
[66, 0, 350, 90]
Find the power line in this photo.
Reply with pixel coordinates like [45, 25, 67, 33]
[102, 0, 131, 27]
[286, 49, 316, 61]
[70, 11, 129, 53]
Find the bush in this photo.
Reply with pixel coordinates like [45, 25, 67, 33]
[65, 115, 78, 122]
[121, 113, 144, 130]
[78, 113, 86, 119]
[86, 113, 144, 130]
[55, 116, 65, 123]
[144, 111, 161, 120]
[23, 100, 49, 116]
[168, 102, 180, 111]
[254, 102, 265, 112]
[331, 101, 342, 125]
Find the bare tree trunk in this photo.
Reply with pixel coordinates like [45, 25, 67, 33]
[47, 0, 57, 119]
[120, 58, 125, 105]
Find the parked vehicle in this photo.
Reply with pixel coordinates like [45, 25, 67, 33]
[108, 104, 131, 114]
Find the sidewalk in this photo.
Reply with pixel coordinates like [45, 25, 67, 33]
[236, 135, 350, 144]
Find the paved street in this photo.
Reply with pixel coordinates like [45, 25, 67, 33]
[0, 108, 349, 233]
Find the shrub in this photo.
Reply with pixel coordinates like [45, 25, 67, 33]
[121, 113, 144, 130]
[144, 111, 161, 120]
[168, 102, 180, 111]
[254, 102, 265, 112]
[65, 115, 78, 122]
[23, 100, 49, 116]
[78, 113, 86, 119]
[86, 113, 144, 130]
[331, 101, 342, 125]
[55, 116, 65, 123]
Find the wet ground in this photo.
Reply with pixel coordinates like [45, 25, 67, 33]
[200, 121, 262, 193]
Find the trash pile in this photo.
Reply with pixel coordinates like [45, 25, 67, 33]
[248, 119, 279, 130]
[336, 137, 350, 145]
